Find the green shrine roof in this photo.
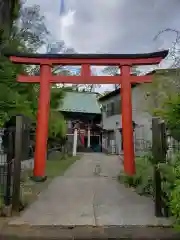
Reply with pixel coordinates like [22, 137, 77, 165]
[58, 91, 101, 114]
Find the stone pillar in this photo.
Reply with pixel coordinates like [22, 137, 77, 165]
[72, 128, 78, 156]
[87, 127, 91, 148]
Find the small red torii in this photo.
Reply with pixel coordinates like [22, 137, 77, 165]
[7, 51, 168, 181]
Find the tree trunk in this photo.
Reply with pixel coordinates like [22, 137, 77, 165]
[0, 0, 19, 41]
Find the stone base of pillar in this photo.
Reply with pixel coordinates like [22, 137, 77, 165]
[31, 175, 47, 182]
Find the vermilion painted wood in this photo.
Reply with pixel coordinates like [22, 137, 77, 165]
[17, 75, 152, 84]
[121, 66, 135, 175]
[81, 64, 91, 77]
[7, 51, 168, 177]
[10, 55, 164, 66]
[34, 65, 51, 177]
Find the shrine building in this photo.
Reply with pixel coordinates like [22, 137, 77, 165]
[58, 90, 102, 152]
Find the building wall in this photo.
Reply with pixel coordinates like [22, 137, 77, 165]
[132, 85, 152, 142]
[101, 94, 122, 130]
[100, 85, 152, 154]
[101, 94, 121, 154]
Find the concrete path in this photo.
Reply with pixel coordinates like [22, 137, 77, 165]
[9, 153, 171, 226]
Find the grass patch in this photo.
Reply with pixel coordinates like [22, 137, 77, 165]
[20, 155, 80, 207]
[45, 156, 80, 178]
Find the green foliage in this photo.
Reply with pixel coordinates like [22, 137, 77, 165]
[48, 86, 67, 139]
[170, 181, 180, 225]
[0, 53, 34, 126]
[48, 111, 67, 139]
[11, 0, 21, 21]
[50, 86, 65, 110]
[159, 154, 180, 224]
[141, 70, 180, 139]
[136, 69, 180, 226]
[157, 94, 180, 140]
[0, 0, 20, 42]
[119, 155, 153, 196]
[0, 3, 68, 141]
[119, 152, 180, 225]
[144, 70, 180, 223]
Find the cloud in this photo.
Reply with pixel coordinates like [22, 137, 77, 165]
[26, 0, 180, 54]
[62, 0, 180, 54]
[25, 0, 180, 91]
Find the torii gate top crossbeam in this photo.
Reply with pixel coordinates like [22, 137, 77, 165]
[5, 50, 168, 65]
[5, 50, 169, 85]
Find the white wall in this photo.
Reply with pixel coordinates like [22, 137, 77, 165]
[132, 85, 152, 142]
[101, 94, 122, 130]
[101, 85, 152, 144]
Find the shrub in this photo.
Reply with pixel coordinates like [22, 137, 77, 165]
[119, 154, 153, 196]
[159, 154, 180, 224]
[169, 180, 180, 225]
[119, 152, 180, 225]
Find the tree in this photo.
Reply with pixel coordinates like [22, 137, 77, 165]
[132, 68, 180, 115]
[154, 28, 180, 68]
[103, 66, 120, 76]
[139, 29, 180, 135]
[136, 67, 180, 140]
[46, 41, 101, 92]
[144, 69, 180, 140]
[48, 86, 67, 140]
[72, 68, 103, 92]
[12, 3, 50, 52]
[150, 28, 180, 111]
[0, 49, 34, 125]
[0, 3, 67, 143]
[47, 41, 101, 92]
[0, 0, 20, 43]
[103, 65, 141, 90]
[103, 66, 141, 76]
[160, 94, 180, 140]
[0, 2, 50, 123]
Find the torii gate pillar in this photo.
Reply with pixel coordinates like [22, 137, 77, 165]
[7, 51, 168, 181]
[34, 65, 51, 181]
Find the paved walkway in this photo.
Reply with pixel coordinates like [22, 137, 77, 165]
[10, 153, 171, 226]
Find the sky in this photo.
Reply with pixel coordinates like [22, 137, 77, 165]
[26, 0, 180, 92]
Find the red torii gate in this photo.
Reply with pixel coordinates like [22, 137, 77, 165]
[7, 51, 168, 181]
